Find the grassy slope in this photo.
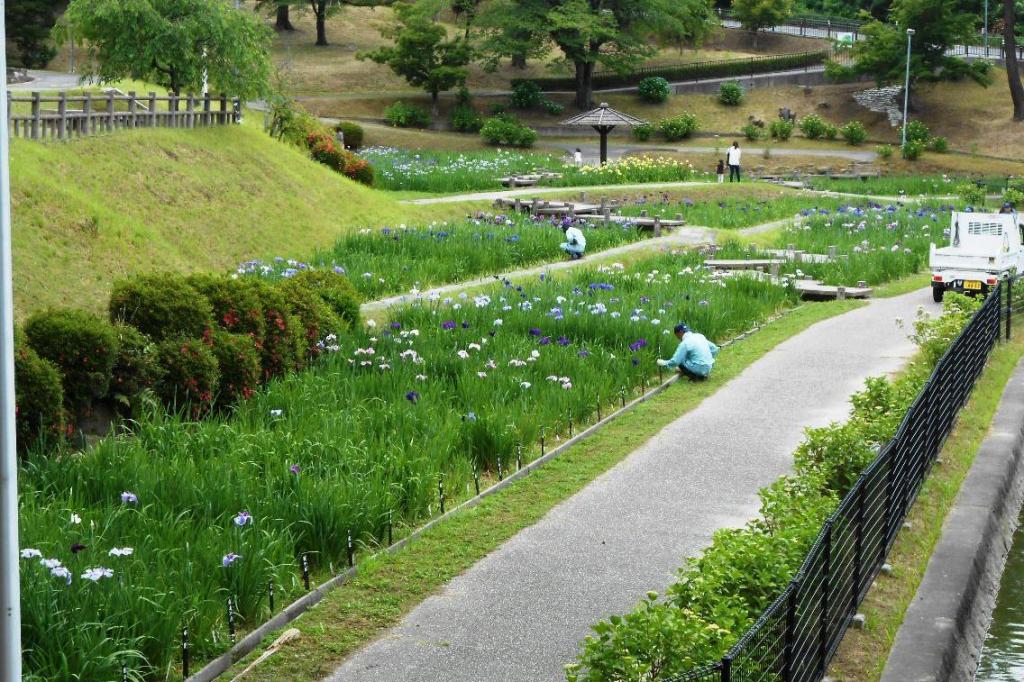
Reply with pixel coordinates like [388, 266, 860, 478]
[9, 123, 465, 318]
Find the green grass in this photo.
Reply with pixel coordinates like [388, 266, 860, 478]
[9, 123, 471, 319]
[828, 324, 1024, 681]
[619, 193, 853, 229]
[805, 174, 1019, 197]
[223, 298, 862, 682]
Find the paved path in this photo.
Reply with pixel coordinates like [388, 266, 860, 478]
[332, 288, 936, 682]
[7, 69, 84, 91]
[539, 143, 877, 165]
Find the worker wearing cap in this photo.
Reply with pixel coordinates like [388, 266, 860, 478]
[657, 323, 719, 381]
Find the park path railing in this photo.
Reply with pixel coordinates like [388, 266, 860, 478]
[667, 281, 1007, 681]
[7, 91, 242, 140]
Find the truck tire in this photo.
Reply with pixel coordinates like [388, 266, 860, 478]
[932, 285, 944, 303]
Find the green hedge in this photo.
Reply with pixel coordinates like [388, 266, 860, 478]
[514, 51, 828, 92]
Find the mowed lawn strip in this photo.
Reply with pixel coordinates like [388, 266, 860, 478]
[828, 322, 1024, 681]
[225, 299, 863, 682]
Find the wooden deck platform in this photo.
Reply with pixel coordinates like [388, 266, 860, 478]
[497, 172, 564, 188]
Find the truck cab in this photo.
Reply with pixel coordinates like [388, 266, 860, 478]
[929, 211, 1024, 302]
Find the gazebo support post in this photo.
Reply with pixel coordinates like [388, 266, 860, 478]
[592, 125, 614, 165]
[562, 104, 645, 168]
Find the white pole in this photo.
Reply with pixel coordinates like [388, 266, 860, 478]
[902, 28, 915, 148]
[0, 4, 22, 682]
[984, 0, 989, 57]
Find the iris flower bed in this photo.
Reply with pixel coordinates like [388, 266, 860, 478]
[238, 214, 647, 300]
[17, 252, 798, 680]
[358, 147, 705, 193]
[618, 195, 853, 230]
[805, 174, 1013, 197]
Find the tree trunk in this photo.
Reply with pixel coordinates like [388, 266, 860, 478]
[275, 4, 295, 31]
[511, 53, 527, 69]
[574, 61, 594, 110]
[1005, 0, 1024, 121]
[315, 3, 328, 46]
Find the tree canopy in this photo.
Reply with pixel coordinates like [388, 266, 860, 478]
[731, 0, 794, 46]
[60, 0, 274, 98]
[360, 1, 471, 115]
[479, 0, 716, 109]
[5, 0, 60, 68]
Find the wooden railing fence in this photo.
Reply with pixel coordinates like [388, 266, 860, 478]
[7, 91, 242, 140]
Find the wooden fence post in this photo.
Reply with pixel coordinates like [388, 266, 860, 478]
[57, 92, 67, 140]
[232, 97, 241, 124]
[186, 94, 195, 129]
[171, 92, 180, 127]
[128, 91, 137, 129]
[30, 92, 41, 140]
[148, 92, 157, 127]
[82, 92, 92, 136]
[106, 91, 115, 132]
[219, 93, 227, 124]
[202, 91, 211, 126]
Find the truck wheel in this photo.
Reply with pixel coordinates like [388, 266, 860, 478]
[932, 286, 944, 303]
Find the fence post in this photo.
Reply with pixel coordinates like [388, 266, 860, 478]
[82, 92, 92, 136]
[784, 581, 798, 681]
[106, 91, 115, 132]
[820, 519, 833, 678]
[186, 93, 195, 129]
[57, 92, 67, 140]
[30, 92, 41, 140]
[127, 91, 137, 129]
[720, 654, 732, 682]
[854, 482, 865, 610]
[220, 93, 228, 124]
[1007, 279, 1013, 341]
[203, 91, 211, 126]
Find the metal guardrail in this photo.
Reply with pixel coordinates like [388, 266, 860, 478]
[7, 91, 242, 140]
[667, 281, 1006, 681]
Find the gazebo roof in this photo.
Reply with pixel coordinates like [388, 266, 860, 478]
[560, 102, 647, 128]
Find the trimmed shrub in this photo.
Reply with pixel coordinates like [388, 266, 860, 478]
[110, 274, 213, 342]
[450, 103, 484, 133]
[307, 131, 348, 172]
[876, 144, 894, 160]
[207, 331, 261, 406]
[718, 81, 744, 106]
[25, 309, 119, 410]
[289, 270, 361, 328]
[839, 121, 867, 146]
[1003, 187, 1024, 209]
[510, 81, 543, 109]
[155, 337, 220, 418]
[332, 121, 364, 149]
[384, 102, 430, 128]
[343, 156, 375, 186]
[637, 77, 670, 104]
[188, 274, 266, 343]
[956, 182, 986, 206]
[244, 279, 301, 380]
[14, 334, 64, 451]
[769, 119, 793, 141]
[823, 124, 838, 140]
[929, 136, 949, 153]
[902, 139, 925, 161]
[658, 112, 699, 141]
[632, 122, 654, 141]
[109, 323, 162, 407]
[741, 122, 762, 141]
[279, 278, 346, 365]
[900, 120, 930, 145]
[798, 114, 827, 140]
[542, 99, 565, 115]
[480, 114, 537, 148]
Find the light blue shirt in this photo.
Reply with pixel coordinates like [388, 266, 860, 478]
[665, 332, 719, 376]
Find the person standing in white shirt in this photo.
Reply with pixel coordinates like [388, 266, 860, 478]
[726, 141, 742, 183]
[573, 148, 583, 167]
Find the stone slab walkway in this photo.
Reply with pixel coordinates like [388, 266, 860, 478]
[331, 288, 937, 682]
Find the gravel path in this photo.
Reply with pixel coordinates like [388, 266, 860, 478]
[332, 288, 936, 682]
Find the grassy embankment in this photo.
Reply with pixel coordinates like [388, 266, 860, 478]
[9, 121, 476, 318]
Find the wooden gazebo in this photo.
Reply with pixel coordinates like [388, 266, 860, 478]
[560, 103, 647, 165]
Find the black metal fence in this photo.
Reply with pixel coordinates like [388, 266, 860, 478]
[667, 282, 1006, 681]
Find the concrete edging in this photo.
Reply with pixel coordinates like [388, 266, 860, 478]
[880, 358, 1024, 682]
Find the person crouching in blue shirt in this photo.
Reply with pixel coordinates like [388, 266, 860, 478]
[656, 323, 719, 381]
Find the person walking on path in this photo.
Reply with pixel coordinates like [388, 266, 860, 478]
[716, 159, 725, 184]
[560, 221, 587, 260]
[726, 142, 741, 183]
[657, 323, 719, 380]
[573, 148, 584, 167]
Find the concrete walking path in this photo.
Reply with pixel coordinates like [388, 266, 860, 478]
[332, 288, 937, 682]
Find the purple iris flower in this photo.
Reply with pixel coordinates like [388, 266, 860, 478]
[529, 327, 542, 336]
[406, 391, 420, 404]
[234, 511, 252, 527]
[578, 350, 590, 358]
[222, 553, 242, 567]
[442, 320, 456, 330]
[120, 491, 138, 505]
[557, 336, 570, 346]
[539, 336, 552, 346]
[390, 322, 402, 330]
[628, 338, 648, 352]
[290, 464, 301, 475]
[461, 321, 470, 329]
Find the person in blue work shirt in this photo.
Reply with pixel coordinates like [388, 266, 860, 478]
[656, 323, 719, 381]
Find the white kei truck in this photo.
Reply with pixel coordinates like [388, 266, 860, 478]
[929, 210, 1024, 302]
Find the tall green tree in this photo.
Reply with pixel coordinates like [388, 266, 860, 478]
[849, 0, 989, 88]
[6, 0, 60, 68]
[480, 0, 715, 109]
[60, 0, 274, 97]
[731, 0, 794, 47]
[360, 2, 471, 117]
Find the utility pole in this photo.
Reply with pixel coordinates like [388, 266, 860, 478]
[0, 6, 23, 682]
[902, 28, 916, 148]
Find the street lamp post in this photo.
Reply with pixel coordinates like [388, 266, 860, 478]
[0, 7, 23, 682]
[902, 28, 916, 148]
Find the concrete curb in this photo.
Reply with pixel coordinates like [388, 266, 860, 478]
[880, 358, 1024, 682]
[184, 308, 796, 681]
